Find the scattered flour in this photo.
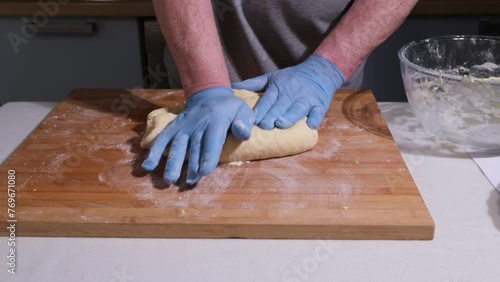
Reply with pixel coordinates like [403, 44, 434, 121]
[308, 137, 341, 160]
[22, 95, 363, 225]
[334, 123, 350, 130]
[227, 160, 251, 166]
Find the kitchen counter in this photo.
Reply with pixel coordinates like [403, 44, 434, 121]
[0, 0, 499, 17]
[0, 99, 499, 281]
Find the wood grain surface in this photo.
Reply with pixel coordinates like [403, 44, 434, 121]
[0, 89, 435, 239]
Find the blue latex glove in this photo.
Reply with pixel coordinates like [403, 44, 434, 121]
[141, 86, 254, 185]
[232, 54, 345, 130]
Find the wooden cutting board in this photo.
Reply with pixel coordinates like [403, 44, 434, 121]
[0, 89, 434, 239]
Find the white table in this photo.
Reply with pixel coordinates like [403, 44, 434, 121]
[0, 101, 499, 282]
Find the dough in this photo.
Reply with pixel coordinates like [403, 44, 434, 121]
[140, 89, 318, 162]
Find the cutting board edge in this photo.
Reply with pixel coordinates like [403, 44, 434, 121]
[3, 221, 435, 240]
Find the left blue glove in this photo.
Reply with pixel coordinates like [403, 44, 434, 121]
[141, 86, 254, 185]
[232, 54, 345, 130]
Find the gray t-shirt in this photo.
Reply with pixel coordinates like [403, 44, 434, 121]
[165, 0, 363, 89]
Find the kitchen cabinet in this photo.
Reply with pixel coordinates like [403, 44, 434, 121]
[0, 17, 144, 103]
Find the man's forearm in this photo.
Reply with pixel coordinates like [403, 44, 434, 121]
[153, 0, 230, 99]
[315, 0, 418, 79]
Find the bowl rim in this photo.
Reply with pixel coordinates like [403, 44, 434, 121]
[398, 35, 500, 82]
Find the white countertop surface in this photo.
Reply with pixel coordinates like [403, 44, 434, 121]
[0, 101, 499, 282]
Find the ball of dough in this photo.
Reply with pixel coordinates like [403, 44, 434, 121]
[140, 89, 318, 162]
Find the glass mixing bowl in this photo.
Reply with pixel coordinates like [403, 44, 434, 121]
[399, 35, 500, 151]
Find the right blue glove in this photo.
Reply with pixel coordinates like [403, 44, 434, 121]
[232, 54, 345, 130]
[141, 86, 255, 185]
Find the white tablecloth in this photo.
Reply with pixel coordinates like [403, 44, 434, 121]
[0, 101, 498, 282]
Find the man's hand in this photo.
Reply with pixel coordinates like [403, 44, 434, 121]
[141, 86, 254, 185]
[232, 54, 344, 130]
